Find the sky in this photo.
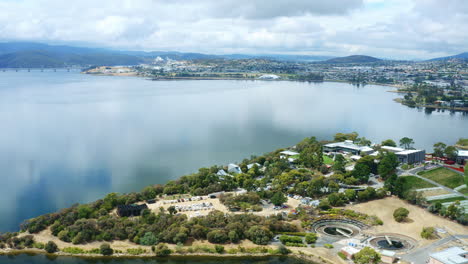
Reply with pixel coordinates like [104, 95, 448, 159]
[0, 0, 466, 59]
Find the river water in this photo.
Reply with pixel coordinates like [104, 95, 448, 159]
[0, 70, 466, 235]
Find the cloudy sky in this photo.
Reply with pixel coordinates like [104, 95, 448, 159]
[0, 0, 466, 59]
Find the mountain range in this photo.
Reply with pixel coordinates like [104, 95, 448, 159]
[0, 42, 465, 68]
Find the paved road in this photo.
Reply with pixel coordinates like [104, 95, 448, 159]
[401, 234, 468, 264]
[398, 166, 468, 199]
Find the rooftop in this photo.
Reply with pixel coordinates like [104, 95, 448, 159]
[430, 247, 468, 264]
[280, 150, 299, 156]
[458, 150, 468, 157]
[324, 141, 373, 152]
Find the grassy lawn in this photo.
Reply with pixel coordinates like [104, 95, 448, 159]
[400, 175, 436, 190]
[418, 167, 464, 189]
[458, 187, 468, 195]
[323, 155, 334, 165]
[429, 196, 466, 204]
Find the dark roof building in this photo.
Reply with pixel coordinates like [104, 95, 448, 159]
[117, 204, 148, 217]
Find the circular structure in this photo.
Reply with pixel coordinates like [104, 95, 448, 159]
[369, 234, 417, 252]
[323, 226, 353, 236]
[313, 219, 364, 238]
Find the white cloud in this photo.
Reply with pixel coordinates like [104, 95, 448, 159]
[0, 0, 466, 59]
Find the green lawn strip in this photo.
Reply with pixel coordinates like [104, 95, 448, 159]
[429, 196, 466, 204]
[400, 175, 436, 190]
[417, 167, 464, 189]
[323, 155, 334, 165]
[457, 187, 468, 195]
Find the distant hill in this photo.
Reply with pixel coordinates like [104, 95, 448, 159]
[428, 52, 468, 61]
[0, 50, 146, 68]
[324, 55, 382, 64]
[0, 41, 334, 67]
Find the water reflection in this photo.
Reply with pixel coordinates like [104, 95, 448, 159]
[0, 71, 467, 232]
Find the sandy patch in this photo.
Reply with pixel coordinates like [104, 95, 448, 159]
[346, 197, 468, 246]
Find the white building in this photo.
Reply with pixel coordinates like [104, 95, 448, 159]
[228, 163, 242, 174]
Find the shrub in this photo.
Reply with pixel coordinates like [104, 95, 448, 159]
[32, 242, 45, 249]
[338, 251, 347, 260]
[215, 245, 225, 254]
[279, 235, 303, 244]
[305, 233, 318, 244]
[155, 243, 171, 257]
[246, 226, 273, 245]
[421, 227, 437, 239]
[45, 241, 58, 253]
[139, 232, 158, 246]
[277, 245, 290, 255]
[324, 243, 334, 249]
[393, 207, 409, 222]
[207, 230, 228, 244]
[62, 247, 85, 254]
[285, 242, 306, 247]
[100, 243, 113, 256]
[127, 248, 146, 255]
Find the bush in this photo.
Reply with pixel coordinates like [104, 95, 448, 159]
[277, 245, 290, 255]
[324, 243, 334, 249]
[207, 230, 228, 244]
[393, 207, 409, 222]
[285, 242, 306, 247]
[139, 232, 158, 246]
[279, 235, 303, 244]
[155, 243, 171, 257]
[421, 227, 437, 239]
[62, 247, 85, 254]
[45, 241, 58, 253]
[246, 226, 273, 245]
[127, 248, 146, 255]
[305, 233, 318, 244]
[338, 251, 347, 260]
[215, 245, 225, 254]
[100, 243, 113, 256]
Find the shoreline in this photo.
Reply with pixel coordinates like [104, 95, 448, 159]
[0, 248, 334, 264]
[393, 98, 468, 112]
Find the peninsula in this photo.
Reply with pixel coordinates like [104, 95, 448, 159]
[1, 133, 467, 264]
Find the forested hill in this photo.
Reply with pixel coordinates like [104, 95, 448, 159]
[0, 50, 147, 68]
[324, 55, 382, 64]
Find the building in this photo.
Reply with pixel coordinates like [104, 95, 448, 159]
[457, 150, 468, 164]
[380, 250, 397, 264]
[428, 247, 468, 264]
[324, 140, 374, 155]
[117, 204, 148, 217]
[381, 146, 426, 164]
[228, 163, 242, 174]
[340, 246, 360, 259]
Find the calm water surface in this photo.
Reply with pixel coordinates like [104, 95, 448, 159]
[0, 70, 467, 235]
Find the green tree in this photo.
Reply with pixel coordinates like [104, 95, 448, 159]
[381, 139, 397, 147]
[344, 189, 357, 201]
[167, 206, 177, 215]
[246, 226, 273, 245]
[433, 142, 447, 157]
[139, 232, 158, 246]
[334, 132, 359, 142]
[332, 154, 346, 173]
[327, 193, 345, 206]
[393, 207, 409, 222]
[100, 243, 113, 256]
[399, 137, 415, 149]
[444, 146, 458, 160]
[270, 192, 287, 206]
[45, 241, 58, 254]
[378, 152, 399, 179]
[207, 230, 228, 244]
[299, 144, 323, 169]
[353, 247, 381, 264]
[352, 163, 371, 183]
[355, 137, 371, 146]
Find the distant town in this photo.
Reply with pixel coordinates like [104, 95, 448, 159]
[83, 55, 468, 111]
